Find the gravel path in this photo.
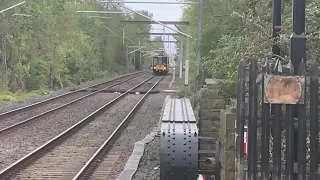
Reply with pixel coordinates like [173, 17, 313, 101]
[132, 136, 160, 180]
[12, 94, 143, 179]
[102, 74, 172, 180]
[0, 93, 119, 170]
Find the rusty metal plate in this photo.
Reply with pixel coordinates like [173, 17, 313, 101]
[263, 75, 305, 104]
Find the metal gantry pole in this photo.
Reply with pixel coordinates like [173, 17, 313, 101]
[185, 26, 190, 86]
[133, 49, 136, 70]
[150, 43, 153, 68]
[179, 39, 183, 79]
[139, 50, 142, 70]
[195, 0, 203, 92]
[126, 46, 129, 73]
[104, 9, 109, 72]
[123, 28, 125, 44]
[138, 39, 141, 70]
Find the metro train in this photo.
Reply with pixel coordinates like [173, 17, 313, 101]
[151, 50, 169, 76]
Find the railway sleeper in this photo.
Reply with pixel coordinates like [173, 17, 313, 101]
[159, 97, 221, 180]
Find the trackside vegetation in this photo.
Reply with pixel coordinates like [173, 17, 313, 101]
[0, 1, 164, 103]
[181, 0, 320, 101]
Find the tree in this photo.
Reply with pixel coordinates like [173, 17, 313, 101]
[0, 1, 154, 92]
[181, 0, 320, 100]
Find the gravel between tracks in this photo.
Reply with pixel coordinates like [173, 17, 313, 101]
[0, 72, 146, 114]
[0, 71, 169, 176]
[0, 93, 119, 170]
[131, 71, 175, 180]
[112, 73, 154, 90]
[102, 73, 172, 180]
[90, 72, 147, 90]
[0, 92, 89, 130]
[0, 73, 150, 131]
[11, 94, 143, 179]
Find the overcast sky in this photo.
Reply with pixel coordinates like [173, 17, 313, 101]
[124, 0, 185, 54]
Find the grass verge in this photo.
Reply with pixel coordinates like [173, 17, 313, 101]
[0, 89, 52, 104]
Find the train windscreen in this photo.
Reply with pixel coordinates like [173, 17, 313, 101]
[153, 57, 168, 65]
[153, 57, 161, 64]
[162, 57, 168, 64]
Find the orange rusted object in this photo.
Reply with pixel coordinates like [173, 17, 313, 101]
[264, 75, 303, 104]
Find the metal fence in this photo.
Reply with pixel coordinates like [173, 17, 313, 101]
[236, 58, 319, 180]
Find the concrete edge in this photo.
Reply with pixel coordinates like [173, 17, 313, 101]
[116, 95, 170, 180]
[116, 128, 159, 180]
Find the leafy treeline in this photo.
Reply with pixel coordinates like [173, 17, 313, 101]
[181, 0, 320, 99]
[0, 0, 158, 93]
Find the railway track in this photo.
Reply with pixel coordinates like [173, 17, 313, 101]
[0, 71, 149, 134]
[0, 75, 163, 179]
[0, 70, 147, 117]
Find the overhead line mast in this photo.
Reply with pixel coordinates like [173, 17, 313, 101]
[99, 0, 201, 86]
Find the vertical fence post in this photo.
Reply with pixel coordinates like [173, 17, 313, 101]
[291, 0, 307, 177]
[285, 60, 295, 179]
[261, 60, 271, 180]
[236, 60, 246, 180]
[248, 59, 258, 180]
[272, 60, 282, 180]
[309, 61, 319, 180]
[297, 60, 306, 179]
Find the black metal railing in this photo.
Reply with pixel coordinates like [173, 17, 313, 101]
[236, 58, 319, 179]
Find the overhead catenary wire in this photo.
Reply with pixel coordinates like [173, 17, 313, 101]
[114, 3, 192, 38]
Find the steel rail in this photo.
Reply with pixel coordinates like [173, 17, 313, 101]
[0, 75, 156, 178]
[0, 70, 148, 119]
[73, 76, 163, 179]
[0, 72, 149, 134]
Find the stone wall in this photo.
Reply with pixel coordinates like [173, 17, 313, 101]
[198, 85, 225, 171]
[219, 100, 237, 180]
